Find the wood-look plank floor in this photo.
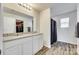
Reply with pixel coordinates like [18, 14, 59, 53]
[35, 46, 49, 55]
[36, 41, 77, 55]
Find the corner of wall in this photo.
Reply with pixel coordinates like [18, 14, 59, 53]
[39, 8, 51, 48]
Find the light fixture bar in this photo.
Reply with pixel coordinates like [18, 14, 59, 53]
[17, 3, 32, 11]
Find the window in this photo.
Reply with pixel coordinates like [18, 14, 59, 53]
[60, 17, 69, 28]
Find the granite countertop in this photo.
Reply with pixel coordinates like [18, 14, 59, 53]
[3, 33, 43, 42]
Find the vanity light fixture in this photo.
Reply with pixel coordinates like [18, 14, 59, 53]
[17, 3, 32, 11]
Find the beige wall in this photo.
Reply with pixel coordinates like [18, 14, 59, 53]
[40, 8, 51, 48]
[3, 3, 40, 33]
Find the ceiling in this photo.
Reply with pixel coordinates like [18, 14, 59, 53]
[30, 3, 50, 11]
[30, 3, 77, 12]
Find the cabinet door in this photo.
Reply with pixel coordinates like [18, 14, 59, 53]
[38, 35, 43, 50]
[4, 45, 22, 55]
[32, 35, 39, 54]
[22, 37, 32, 55]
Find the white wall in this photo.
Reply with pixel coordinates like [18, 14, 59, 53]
[52, 10, 77, 44]
[0, 4, 3, 54]
[40, 8, 51, 48]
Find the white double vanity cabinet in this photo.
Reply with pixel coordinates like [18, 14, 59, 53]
[3, 33, 43, 55]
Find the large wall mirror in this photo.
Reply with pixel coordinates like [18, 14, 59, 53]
[3, 7, 34, 34]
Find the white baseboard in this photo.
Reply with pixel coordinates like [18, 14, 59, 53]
[58, 40, 77, 45]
